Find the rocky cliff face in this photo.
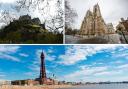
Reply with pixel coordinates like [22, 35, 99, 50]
[79, 4, 112, 36]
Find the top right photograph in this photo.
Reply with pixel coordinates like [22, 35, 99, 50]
[65, 0, 128, 44]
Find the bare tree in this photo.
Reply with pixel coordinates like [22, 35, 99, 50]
[0, 3, 18, 26]
[0, 10, 16, 25]
[14, 0, 64, 33]
[15, 0, 50, 12]
[46, 0, 64, 33]
[65, 0, 77, 29]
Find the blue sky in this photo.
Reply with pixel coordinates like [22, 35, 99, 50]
[0, 45, 128, 82]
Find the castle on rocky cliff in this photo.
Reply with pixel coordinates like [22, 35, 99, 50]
[79, 4, 115, 36]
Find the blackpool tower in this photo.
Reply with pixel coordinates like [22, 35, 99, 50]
[39, 51, 47, 84]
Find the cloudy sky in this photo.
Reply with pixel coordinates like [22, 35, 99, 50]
[0, 45, 128, 82]
[0, 0, 61, 27]
[69, 0, 128, 29]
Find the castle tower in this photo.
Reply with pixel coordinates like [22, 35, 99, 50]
[39, 51, 47, 85]
[79, 4, 107, 36]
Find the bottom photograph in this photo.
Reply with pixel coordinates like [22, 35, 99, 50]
[0, 45, 128, 89]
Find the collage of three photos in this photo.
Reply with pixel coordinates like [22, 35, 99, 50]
[0, 0, 128, 89]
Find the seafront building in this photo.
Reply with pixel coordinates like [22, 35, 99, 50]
[0, 80, 11, 85]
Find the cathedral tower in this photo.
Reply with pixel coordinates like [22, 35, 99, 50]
[80, 10, 94, 35]
[93, 4, 107, 35]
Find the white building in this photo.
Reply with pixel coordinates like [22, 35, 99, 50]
[0, 80, 11, 85]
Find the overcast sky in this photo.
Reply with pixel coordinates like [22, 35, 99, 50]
[0, 0, 60, 27]
[69, 0, 128, 29]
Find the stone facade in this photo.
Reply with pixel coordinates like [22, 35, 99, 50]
[79, 4, 114, 36]
[107, 23, 115, 34]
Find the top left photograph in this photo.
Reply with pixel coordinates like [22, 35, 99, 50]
[0, 0, 64, 44]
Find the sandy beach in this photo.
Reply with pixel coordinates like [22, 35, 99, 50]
[0, 85, 74, 89]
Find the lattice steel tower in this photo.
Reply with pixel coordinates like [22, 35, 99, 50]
[39, 51, 47, 84]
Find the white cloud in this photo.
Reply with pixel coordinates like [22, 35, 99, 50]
[19, 53, 29, 57]
[0, 72, 5, 77]
[111, 60, 124, 64]
[62, 65, 126, 82]
[63, 66, 108, 82]
[0, 53, 20, 62]
[94, 70, 122, 76]
[46, 55, 56, 61]
[0, 45, 20, 53]
[59, 45, 128, 82]
[26, 59, 40, 77]
[0, 23, 6, 28]
[28, 49, 44, 74]
[47, 47, 54, 53]
[113, 52, 128, 58]
[110, 46, 128, 61]
[0, 46, 20, 62]
[58, 45, 118, 65]
[118, 64, 128, 69]
[0, 0, 16, 3]
[58, 45, 128, 82]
